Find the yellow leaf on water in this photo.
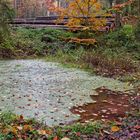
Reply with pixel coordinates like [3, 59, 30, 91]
[111, 126, 120, 132]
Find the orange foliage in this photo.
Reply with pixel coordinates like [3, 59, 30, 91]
[69, 38, 96, 46]
[51, 0, 106, 31]
[112, 0, 134, 11]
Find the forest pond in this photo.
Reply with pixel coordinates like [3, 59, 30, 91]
[0, 59, 134, 126]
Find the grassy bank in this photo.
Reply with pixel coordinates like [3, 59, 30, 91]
[0, 112, 102, 140]
[0, 109, 139, 140]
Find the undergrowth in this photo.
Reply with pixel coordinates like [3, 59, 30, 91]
[0, 26, 140, 84]
[0, 112, 102, 140]
[0, 110, 139, 140]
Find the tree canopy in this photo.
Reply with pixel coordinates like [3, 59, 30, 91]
[53, 0, 106, 30]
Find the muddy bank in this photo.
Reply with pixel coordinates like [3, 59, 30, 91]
[71, 87, 139, 123]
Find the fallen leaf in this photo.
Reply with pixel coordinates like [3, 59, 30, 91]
[38, 129, 52, 135]
[2, 128, 9, 134]
[19, 115, 24, 121]
[23, 125, 33, 131]
[76, 132, 81, 136]
[115, 121, 122, 126]
[16, 126, 23, 131]
[103, 130, 111, 134]
[111, 126, 120, 132]
[134, 125, 140, 130]
[61, 137, 71, 140]
[53, 136, 59, 140]
[38, 130, 46, 135]
[11, 127, 18, 134]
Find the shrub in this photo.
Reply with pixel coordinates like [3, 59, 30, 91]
[0, 0, 14, 43]
[82, 51, 138, 77]
[0, 28, 76, 58]
[97, 24, 140, 57]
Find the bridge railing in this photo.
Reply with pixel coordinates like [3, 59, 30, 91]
[10, 16, 116, 31]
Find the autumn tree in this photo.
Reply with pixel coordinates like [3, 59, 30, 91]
[112, 0, 133, 27]
[52, 0, 106, 31]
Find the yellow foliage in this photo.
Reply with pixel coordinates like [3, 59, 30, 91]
[69, 38, 96, 45]
[53, 0, 106, 30]
[111, 126, 120, 132]
[38, 129, 52, 135]
[23, 125, 33, 131]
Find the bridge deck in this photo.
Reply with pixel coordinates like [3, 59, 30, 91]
[10, 16, 116, 31]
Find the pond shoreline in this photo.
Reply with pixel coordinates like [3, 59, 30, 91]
[0, 59, 136, 126]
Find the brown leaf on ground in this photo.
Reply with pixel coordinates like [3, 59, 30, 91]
[53, 136, 59, 140]
[111, 126, 120, 132]
[23, 125, 33, 131]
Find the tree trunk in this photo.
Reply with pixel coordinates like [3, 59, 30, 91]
[109, 0, 114, 7]
[115, 0, 122, 28]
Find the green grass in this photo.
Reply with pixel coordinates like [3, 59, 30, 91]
[47, 122, 102, 140]
[45, 47, 140, 86]
[1, 111, 140, 140]
[0, 112, 17, 125]
[0, 112, 103, 140]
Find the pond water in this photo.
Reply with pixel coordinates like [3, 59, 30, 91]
[0, 59, 133, 126]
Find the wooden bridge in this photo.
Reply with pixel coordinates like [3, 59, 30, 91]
[10, 16, 116, 31]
